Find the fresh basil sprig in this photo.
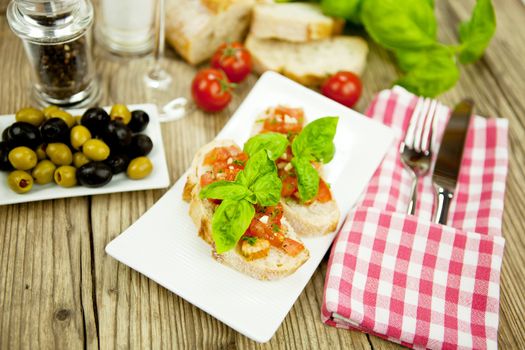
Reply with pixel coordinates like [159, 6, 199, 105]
[290, 117, 338, 202]
[200, 149, 282, 253]
[315, 0, 496, 97]
[244, 133, 289, 161]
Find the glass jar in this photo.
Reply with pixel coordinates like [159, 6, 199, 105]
[7, 0, 100, 107]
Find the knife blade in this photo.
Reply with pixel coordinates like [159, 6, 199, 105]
[432, 99, 474, 224]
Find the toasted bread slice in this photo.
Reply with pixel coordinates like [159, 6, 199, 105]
[250, 3, 344, 42]
[184, 139, 310, 280]
[245, 34, 368, 86]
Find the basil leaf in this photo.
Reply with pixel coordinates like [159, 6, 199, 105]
[321, 0, 363, 24]
[291, 157, 319, 202]
[394, 44, 448, 72]
[251, 172, 282, 207]
[396, 46, 459, 97]
[199, 181, 250, 201]
[458, 0, 496, 64]
[361, 0, 437, 50]
[211, 199, 255, 254]
[237, 149, 276, 187]
[292, 117, 338, 163]
[244, 133, 289, 161]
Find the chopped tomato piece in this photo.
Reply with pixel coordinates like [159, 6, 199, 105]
[281, 238, 305, 257]
[316, 179, 332, 203]
[281, 174, 298, 197]
[262, 106, 305, 134]
[200, 146, 248, 186]
[200, 171, 215, 187]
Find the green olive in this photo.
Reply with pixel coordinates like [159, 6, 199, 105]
[127, 156, 153, 179]
[73, 152, 90, 168]
[36, 144, 47, 160]
[70, 125, 92, 150]
[15, 107, 45, 126]
[82, 139, 110, 161]
[43, 105, 60, 119]
[48, 110, 75, 128]
[54, 165, 77, 187]
[110, 104, 131, 124]
[8, 146, 37, 170]
[32, 159, 56, 185]
[7, 170, 33, 193]
[46, 143, 73, 165]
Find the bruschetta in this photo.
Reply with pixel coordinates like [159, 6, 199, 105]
[183, 139, 310, 280]
[249, 106, 340, 236]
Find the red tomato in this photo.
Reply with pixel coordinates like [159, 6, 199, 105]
[191, 68, 233, 112]
[321, 71, 362, 108]
[316, 179, 332, 203]
[281, 173, 298, 197]
[281, 238, 305, 257]
[210, 42, 252, 83]
[262, 106, 304, 134]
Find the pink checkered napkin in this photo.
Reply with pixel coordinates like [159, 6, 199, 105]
[322, 87, 508, 349]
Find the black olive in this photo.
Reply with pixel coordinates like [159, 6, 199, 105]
[104, 153, 130, 174]
[6, 122, 42, 149]
[77, 162, 113, 188]
[0, 141, 14, 171]
[102, 120, 132, 149]
[40, 118, 69, 144]
[2, 127, 10, 142]
[128, 134, 153, 158]
[128, 110, 150, 133]
[81, 107, 110, 137]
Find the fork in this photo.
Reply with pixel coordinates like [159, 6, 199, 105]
[400, 98, 439, 215]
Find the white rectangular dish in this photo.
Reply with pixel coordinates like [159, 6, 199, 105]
[105, 72, 395, 342]
[0, 104, 170, 205]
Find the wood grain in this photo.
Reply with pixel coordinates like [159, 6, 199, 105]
[1, 0, 525, 349]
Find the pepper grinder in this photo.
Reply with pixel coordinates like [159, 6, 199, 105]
[7, 0, 100, 107]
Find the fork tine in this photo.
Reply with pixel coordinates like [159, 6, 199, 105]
[404, 97, 425, 147]
[414, 98, 431, 152]
[420, 99, 438, 152]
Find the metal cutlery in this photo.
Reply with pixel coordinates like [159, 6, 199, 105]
[400, 98, 440, 215]
[432, 99, 474, 224]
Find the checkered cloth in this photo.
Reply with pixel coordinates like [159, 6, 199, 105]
[322, 87, 509, 349]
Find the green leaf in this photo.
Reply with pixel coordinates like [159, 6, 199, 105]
[361, 0, 437, 50]
[458, 0, 496, 64]
[321, 0, 363, 23]
[395, 44, 451, 72]
[292, 117, 338, 163]
[237, 149, 276, 187]
[396, 46, 459, 97]
[243, 133, 289, 161]
[291, 157, 319, 202]
[211, 199, 255, 254]
[199, 181, 250, 201]
[251, 172, 282, 207]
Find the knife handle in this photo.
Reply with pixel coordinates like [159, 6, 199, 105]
[433, 186, 454, 225]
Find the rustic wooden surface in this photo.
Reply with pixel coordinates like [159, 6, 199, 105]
[1, 0, 525, 349]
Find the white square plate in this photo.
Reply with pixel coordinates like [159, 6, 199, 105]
[105, 72, 395, 342]
[0, 104, 170, 205]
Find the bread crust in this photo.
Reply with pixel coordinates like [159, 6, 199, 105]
[184, 139, 310, 280]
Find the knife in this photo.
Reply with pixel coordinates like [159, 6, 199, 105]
[432, 99, 474, 225]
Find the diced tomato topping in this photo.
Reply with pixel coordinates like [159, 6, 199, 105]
[200, 171, 215, 187]
[262, 106, 305, 134]
[281, 173, 298, 197]
[281, 238, 305, 257]
[316, 179, 332, 203]
[200, 146, 248, 186]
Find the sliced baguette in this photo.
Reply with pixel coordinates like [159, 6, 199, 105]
[184, 139, 310, 280]
[250, 3, 344, 42]
[245, 34, 368, 86]
[165, 0, 254, 65]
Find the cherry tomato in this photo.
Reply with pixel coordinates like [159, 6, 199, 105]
[191, 69, 233, 112]
[210, 42, 252, 83]
[321, 71, 362, 108]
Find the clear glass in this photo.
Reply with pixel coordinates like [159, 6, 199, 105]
[7, 0, 100, 107]
[96, 0, 155, 56]
[110, 0, 187, 122]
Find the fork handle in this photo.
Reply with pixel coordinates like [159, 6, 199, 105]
[407, 176, 418, 215]
[433, 186, 454, 225]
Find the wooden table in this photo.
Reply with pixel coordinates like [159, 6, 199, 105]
[1, 1, 524, 348]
